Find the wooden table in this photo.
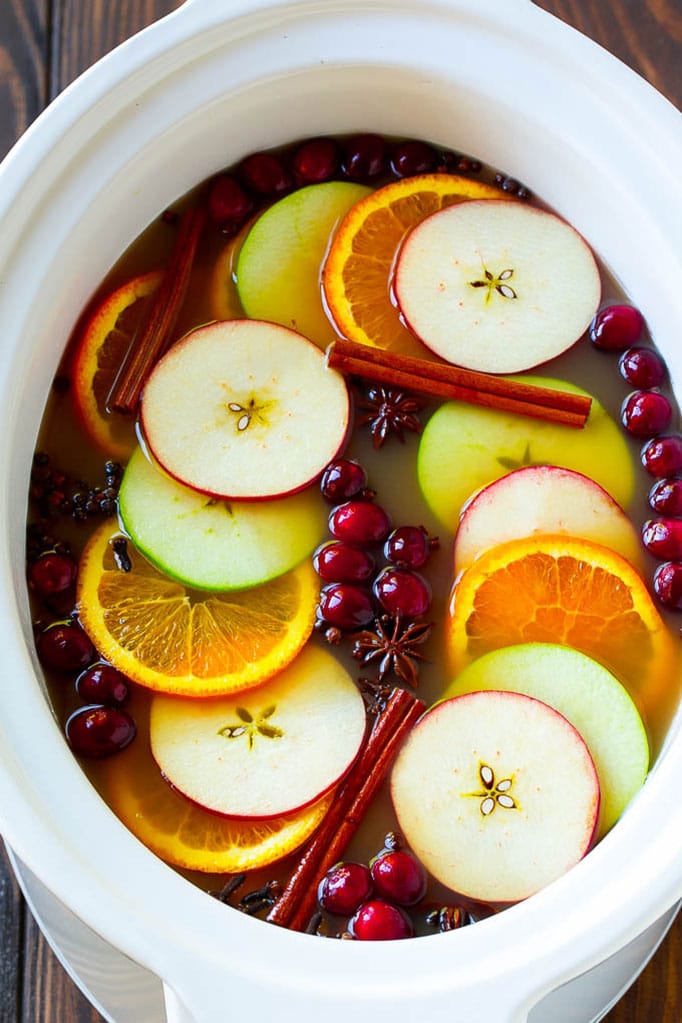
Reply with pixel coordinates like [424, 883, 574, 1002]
[0, 1, 680, 1020]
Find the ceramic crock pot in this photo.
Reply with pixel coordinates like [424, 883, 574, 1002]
[0, 1, 681, 1021]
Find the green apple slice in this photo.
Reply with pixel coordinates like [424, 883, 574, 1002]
[118, 445, 327, 591]
[443, 644, 649, 836]
[236, 181, 372, 347]
[417, 376, 635, 530]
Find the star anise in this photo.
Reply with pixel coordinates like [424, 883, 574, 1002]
[357, 386, 424, 449]
[352, 614, 433, 690]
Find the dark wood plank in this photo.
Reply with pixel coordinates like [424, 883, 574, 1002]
[0, 0, 48, 159]
[0, 842, 24, 1023]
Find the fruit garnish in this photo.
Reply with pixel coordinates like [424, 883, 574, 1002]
[373, 567, 431, 618]
[322, 173, 505, 357]
[66, 705, 136, 759]
[619, 347, 666, 388]
[620, 390, 672, 436]
[589, 303, 643, 350]
[349, 899, 413, 940]
[447, 533, 678, 721]
[71, 270, 161, 460]
[641, 434, 682, 476]
[76, 522, 319, 696]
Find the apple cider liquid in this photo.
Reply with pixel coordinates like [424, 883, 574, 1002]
[27, 133, 681, 938]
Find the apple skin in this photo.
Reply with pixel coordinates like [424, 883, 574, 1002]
[443, 643, 649, 836]
[454, 464, 642, 573]
[390, 689, 600, 904]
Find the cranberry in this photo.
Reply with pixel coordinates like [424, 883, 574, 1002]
[28, 552, 77, 598]
[208, 175, 254, 225]
[648, 478, 682, 516]
[641, 519, 682, 560]
[320, 459, 368, 503]
[619, 347, 666, 389]
[653, 562, 682, 610]
[389, 140, 437, 178]
[620, 391, 672, 437]
[66, 705, 136, 759]
[76, 663, 130, 706]
[36, 622, 95, 673]
[313, 542, 375, 583]
[318, 584, 375, 630]
[238, 152, 292, 196]
[589, 305, 644, 351]
[349, 899, 413, 940]
[641, 435, 682, 477]
[384, 525, 435, 569]
[370, 850, 426, 906]
[291, 137, 338, 184]
[329, 501, 391, 545]
[318, 862, 374, 916]
[341, 134, 388, 182]
[373, 568, 431, 618]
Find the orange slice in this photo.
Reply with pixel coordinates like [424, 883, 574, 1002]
[105, 723, 332, 873]
[322, 173, 504, 357]
[72, 271, 162, 460]
[447, 534, 678, 724]
[77, 522, 319, 697]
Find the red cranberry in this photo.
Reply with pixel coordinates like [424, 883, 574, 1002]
[349, 899, 413, 940]
[641, 519, 682, 560]
[208, 175, 254, 225]
[370, 850, 426, 906]
[318, 584, 375, 630]
[329, 501, 391, 545]
[384, 525, 435, 569]
[313, 542, 375, 583]
[291, 137, 338, 184]
[589, 305, 644, 351]
[648, 478, 682, 516]
[36, 622, 95, 673]
[320, 459, 368, 503]
[641, 435, 682, 477]
[373, 568, 431, 617]
[389, 140, 437, 178]
[619, 347, 666, 388]
[341, 134, 388, 182]
[76, 663, 130, 706]
[239, 152, 292, 196]
[318, 862, 373, 916]
[620, 391, 672, 437]
[28, 552, 77, 597]
[66, 705, 136, 759]
[653, 562, 682, 610]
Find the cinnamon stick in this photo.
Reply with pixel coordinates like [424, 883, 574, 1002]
[108, 206, 206, 415]
[267, 687, 425, 931]
[326, 337, 592, 428]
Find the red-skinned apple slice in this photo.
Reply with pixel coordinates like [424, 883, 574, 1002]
[394, 200, 601, 373]
[390, 690, 600, 904]
[455, 465, 642, 573]
[150, 645, 367, 820]
[140, 319, 350, 500]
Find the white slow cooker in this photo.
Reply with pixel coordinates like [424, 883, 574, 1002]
[0, 1, 681, 1021]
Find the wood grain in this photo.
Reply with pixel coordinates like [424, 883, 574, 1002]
[0, 1, 680, 1021]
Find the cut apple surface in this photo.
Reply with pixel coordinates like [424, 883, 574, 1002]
[390, 690, 600, 904]
[140, 319, 350, 500]
[417, 376, 634, 530]
[118, 445, 328, 591]
[394, 200, 601, 372]
[454, 465, 641, 573]
[444, 644, 648, 836]
[150, 645, 367, 820]
[236, 181, 372, 347]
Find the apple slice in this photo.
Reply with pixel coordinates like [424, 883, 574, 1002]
[140, 319, 350, 500]
[236, 181, 372, 347]
[150, 644, 367, 820]
[118, 445, 327, 591]
[444, 644, 648, 836]
[394, 199, 601, 373]
[417, 376, 634, 530]
[390, 690, 600, 904]
[455, 465, 642, 573]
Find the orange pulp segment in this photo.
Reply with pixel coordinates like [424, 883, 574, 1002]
[77, 522, 319, 697]
[322, 173, 505, 357]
